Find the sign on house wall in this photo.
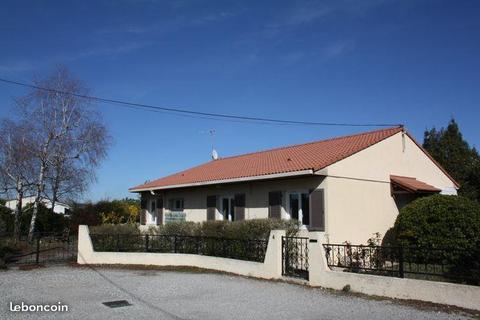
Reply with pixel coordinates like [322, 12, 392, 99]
[165, 211, 186, 223]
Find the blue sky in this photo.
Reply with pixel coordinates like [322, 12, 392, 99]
[0, 0, 478, 201]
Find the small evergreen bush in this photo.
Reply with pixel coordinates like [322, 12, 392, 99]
[391, 194, 480, 284]
[393, 194, 480, 249]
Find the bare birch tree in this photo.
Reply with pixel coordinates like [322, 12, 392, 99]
[0, 120, 35, 240]
[14, 67, 109, 240]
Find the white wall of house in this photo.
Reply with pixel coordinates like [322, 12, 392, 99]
[319, 131, 458, 244]
[5, 196, 70, 215]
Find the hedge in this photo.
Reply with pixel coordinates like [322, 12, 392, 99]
[91, 219, 299, 240]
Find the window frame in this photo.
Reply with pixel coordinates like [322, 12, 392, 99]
[286, 190, 310, 227]
[168, 198, 185, 211]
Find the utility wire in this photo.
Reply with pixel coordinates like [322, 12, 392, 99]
[0, 77, 402, 128]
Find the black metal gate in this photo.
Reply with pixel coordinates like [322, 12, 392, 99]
[4, 233, 77, 265]
[282, 236, 309, 280]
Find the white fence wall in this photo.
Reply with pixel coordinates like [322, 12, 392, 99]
[77, 225, 284, 280]
[77, 226, 480, 311]
[308, 232, 480, 311]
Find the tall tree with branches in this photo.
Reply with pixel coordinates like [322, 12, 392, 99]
[424, 119, 480, 202]
[0, 120, 36, 240]
[14, 67, 110, 240]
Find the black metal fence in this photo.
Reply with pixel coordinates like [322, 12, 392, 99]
[282, 236, 309, 280]
[323, 243, 480, 285]
[90, 234, 268, 263]
[1, 233, 77, 265]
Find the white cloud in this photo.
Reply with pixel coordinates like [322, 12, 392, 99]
[0, 41, 154, 76]
[285, 4, 333, 26]
[58, 41, 155, 62]
[322, 40, 355, 59]
[0, 61, 35, 73]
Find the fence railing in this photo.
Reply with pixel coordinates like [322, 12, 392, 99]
[323, 243, 480, 286]
[1, 232, 77, 265]
[89, 234, 268, 263]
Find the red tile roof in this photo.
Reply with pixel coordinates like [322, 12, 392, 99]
[390, 175, 441, 193]
[131, 127, 406, 191]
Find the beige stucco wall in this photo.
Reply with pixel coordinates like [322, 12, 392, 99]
[143, 176, 325, 224]
[320, 131, 457, 244]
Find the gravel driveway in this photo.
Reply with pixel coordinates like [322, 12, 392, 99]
[0, 265, 474, 320]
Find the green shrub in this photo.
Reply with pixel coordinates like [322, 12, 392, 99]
[90, 219, 298, 262]
[0, 203, 13, 234]
[96, 199, 139, 224]
[90, 223, 140, 235]
[89, 224, 142, 252]
[90, 219, 299, 256]
[69, 198, 140, 233]
[148, 221, 200, 236]
[0, 201, 69, 235]
[393, 194, 480, 249]
[391, 194, 480, 284]
[12, 203, 70, 234]
[0, 239, 23, 269]
[381, 227, 397, 247]
[69, 203, 102, 232]
[146, 219, 299, 240]
[220, 219, 300, 239]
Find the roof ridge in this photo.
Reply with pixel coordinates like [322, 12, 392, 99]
[217, 126, 403, 161]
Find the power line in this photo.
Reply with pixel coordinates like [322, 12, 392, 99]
[0, 77, 402, 128]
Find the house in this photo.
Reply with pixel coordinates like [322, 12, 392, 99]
[6, 196, 71, 216]
[129, 126, 458, 244]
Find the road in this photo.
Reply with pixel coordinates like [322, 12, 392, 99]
[0, 265, 474, 319]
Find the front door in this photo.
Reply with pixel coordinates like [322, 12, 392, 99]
[221, 197, 235, 221]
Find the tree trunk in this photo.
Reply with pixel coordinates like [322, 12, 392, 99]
[50, 175, 60, 215]
[13, 182, 23, 241]
[28, 162, 46, 242]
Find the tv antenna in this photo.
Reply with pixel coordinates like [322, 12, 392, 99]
[209, 129, 218, 160]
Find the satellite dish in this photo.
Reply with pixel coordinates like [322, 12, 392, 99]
[212, 149, 219, 160]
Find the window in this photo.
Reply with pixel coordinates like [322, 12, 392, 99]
[287, 192, 310, 226]
[221, 197, 235, 221]
[168, 198, 184, 211]
[150, 199, 157, 224]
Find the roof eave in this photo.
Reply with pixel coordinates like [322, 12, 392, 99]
[129, 169, 315, 193]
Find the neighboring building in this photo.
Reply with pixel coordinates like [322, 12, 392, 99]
[129, 127, 458, 244]
[6, 196, 71, 215]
